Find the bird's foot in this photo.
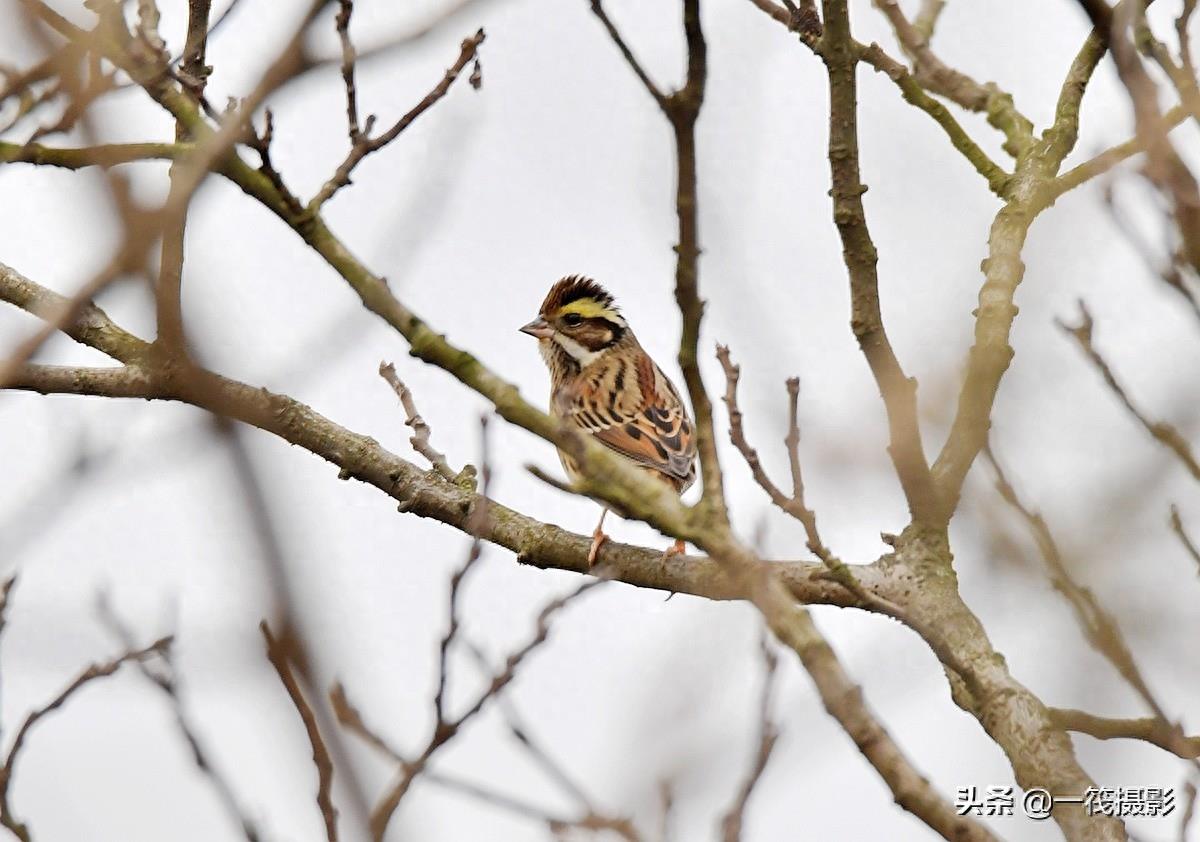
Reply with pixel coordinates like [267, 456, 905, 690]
[662, 539, 686, 561]
[587, 528, 609, 568]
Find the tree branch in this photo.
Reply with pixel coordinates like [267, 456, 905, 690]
[1169, 505, 1200, 576]
[1058, 302, 1200, 483]
[378, 361, 457, 480]
[719, 634, 780, 842]
[0, 262, 870, 610]
[1049, 708, 1200, 759]
[818, 0, 939, 525]
[306, 27, 485, 212]
[871, 0, 1034, 157]
[987, 445, 1199, 774]
[1049, 103, 1191, 200]
[156, 0, 213, 354]
[0, 636, 171, 842]
[261, 622, 339, 842]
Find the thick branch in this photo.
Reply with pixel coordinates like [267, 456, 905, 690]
[749, 573, 999, 842]
[0, 259, 872, 608]
[818, 0, 939, 525]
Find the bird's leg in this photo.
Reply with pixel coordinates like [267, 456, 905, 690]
[663, 538, 686, 560]
[587, 508, 609, 567]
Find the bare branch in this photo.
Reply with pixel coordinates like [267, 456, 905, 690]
[1058, 302, 1200, 483]
[367, 577, 602, 840]
[1169, 505, 1200, 576]
[746, 2, 1009, 195]
[97, 599, 260, 842]
[155, 0, 213, 354]
[667, 0, 727, 520]
[912, 0, 947, 41]
[1101, 184, 1200, 323]
[423, 768, 642, 841]
[261, 622, 339, 842]
[716, 344, 828, 556]
[328, 682, 403, 762]
[1181, 781, 1198, 842]
[379, 361, 457, 480]
[587, 1, 668, 108]
[1074, 0, 1200, 273]
[750, 574, 999, 842]
[0, 635, 171, 842]
[8, 363, 158, 398]
[1050, 104, 1191, 199]
[987, 445, 1200, 773]
[719, 634, 780, 842]
[1042, 30, 1107, 169]
[1049, 708, 1200, 759]
[306, 29, 485, 212]
[871, 0, 1034, 156]
[817, 0, 939, 525]
[0, 138, 186, 168]
[589, 0, 727, 520]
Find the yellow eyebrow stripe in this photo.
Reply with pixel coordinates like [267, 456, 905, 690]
[558, 299, 615, 319]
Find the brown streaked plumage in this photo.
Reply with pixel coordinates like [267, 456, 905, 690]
[521, 276, 696, 565]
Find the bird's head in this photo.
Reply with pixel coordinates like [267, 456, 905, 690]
[520, 275, 628, 367]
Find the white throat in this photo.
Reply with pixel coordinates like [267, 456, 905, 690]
[552, 333, 604, 368]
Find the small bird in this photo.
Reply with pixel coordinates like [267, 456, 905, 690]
[521, 276, 697, 565]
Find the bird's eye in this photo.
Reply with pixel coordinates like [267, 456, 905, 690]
[563, 313, 583, 327]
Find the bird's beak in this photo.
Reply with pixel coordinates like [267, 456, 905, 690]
[519, 317, 554, 340]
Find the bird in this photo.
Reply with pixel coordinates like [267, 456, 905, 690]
[520, 276, 697, 566]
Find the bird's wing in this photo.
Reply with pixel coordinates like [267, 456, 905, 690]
[566, 350, 696, 488]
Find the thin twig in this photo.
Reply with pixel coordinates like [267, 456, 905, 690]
[1058, 301, 1200, 482]
[1100, 182, 1200, 324]
[719, 633, 780, 842]
[306, 29, 485, 211]
[1169, 505, 1200, 575]
[379, 361, 456, 480]
[0, 577, 17, 746]
[261, 622, 339, 842]
[97, 598, 260, 841]
[1075, 0, 1200, 273]
[589, 0, 727, 520]
[872, 0, 1034, 156]
[367, 577, 602, 841]
[716, 345, 827, 556]
[1180, 781, 1197, 842]
[0, 636, 171, 842]
[587, 1, 668, 107]
[987, 444, 1200, 773]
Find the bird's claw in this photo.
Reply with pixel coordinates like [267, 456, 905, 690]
[587, 529, 609, 568]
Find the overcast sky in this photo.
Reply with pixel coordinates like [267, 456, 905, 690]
[1, 1, 1198, 840]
